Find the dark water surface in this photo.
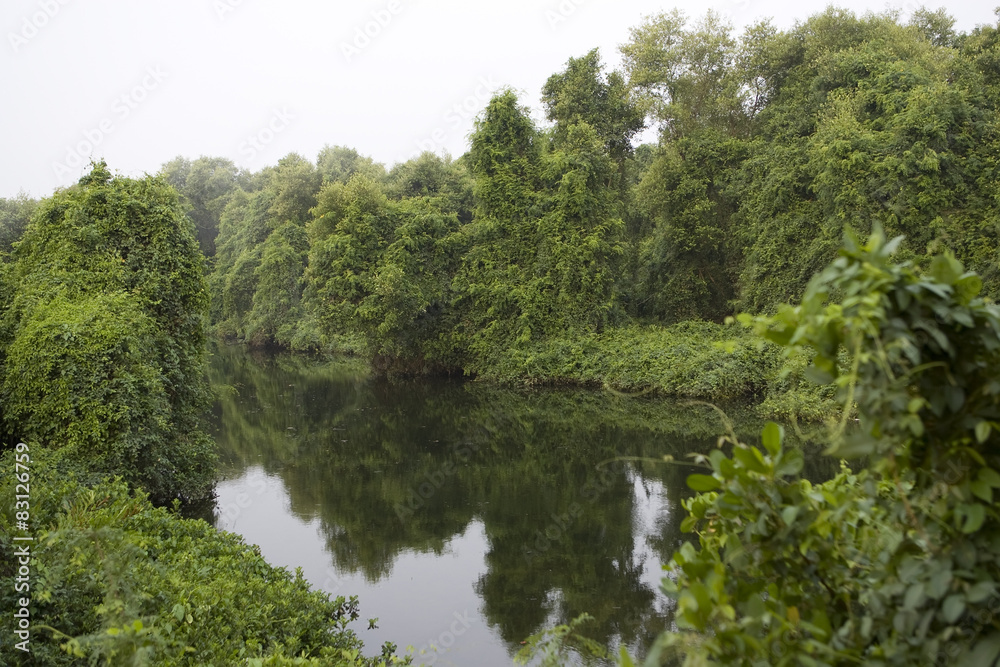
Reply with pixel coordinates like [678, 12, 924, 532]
[204, 345, 791, 665]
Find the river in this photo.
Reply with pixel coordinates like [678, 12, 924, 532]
[202, 344, 797, 665]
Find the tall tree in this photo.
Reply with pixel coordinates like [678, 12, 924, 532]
[620, 10, 766, 138]
[386, 152, 475, 223]
[634, 130, 746, 322]
[0, 193, 37, 256]
[735, 8, 997, 311]
[541, 48, 645, 189]
[316, 144, 387, 185]
[160, 156, 247, 256]
[207, 153, 322, 345]
[1, 162, 214, 500]
[454, 92, 623, 365]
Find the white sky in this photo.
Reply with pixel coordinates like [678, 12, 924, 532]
[1, 0, 995, 199]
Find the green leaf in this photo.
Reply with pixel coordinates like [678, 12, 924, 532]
[903, 583, 925, 610]
[687, 474, 721, 492]
[617, 646, 637, 667]
[967, 581, 997, 604]
[733, 446, 768, 474]
[930, 253, 964, 286]
[975, 421, 991, 444]
[942, 594, 965, 624]
[776, 448, 805, 477]
[928, 568, 953, 600]
[966, 632, 1000, 667]
[709, 449, 726, 473]
[955, 274, 983, 304]
[971, 479, 993, 503]
[762, 422, 782, 457]
[957, 503, 986, 533]
[781, 506, 799, 526]
[810, 608, 832, 641]
[979, 468, 1000, 488]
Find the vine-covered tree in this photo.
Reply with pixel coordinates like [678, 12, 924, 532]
[542, 48, 645, 189]
[160, 155, 247, 256]
[454, 91, 624, 367]
[0, 193, 37, 256]
[1, 162, 214, 500]
[208, 153, 322, 347]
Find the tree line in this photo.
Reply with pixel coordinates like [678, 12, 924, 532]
[136, 7, 1000, 383]
[4, 8, 997, 387]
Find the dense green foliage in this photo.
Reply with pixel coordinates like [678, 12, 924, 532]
[0, 193, 37, 255]
[4, 5, 999, 664]
[454, 90, 626, 369]
[0, 166, 400, 665]
[732, 10, 1000, 312]
[472, 320, 777, 399]
[160, 156, 249, 256]
[0, 449, 401, 666]
[305, 173, 465, 368]
[644, 231, 1000, 665]
[159, 7, 1000, 411]
[1, 163, 214, 501]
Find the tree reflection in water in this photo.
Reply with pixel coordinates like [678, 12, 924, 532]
[206, 344, 836, 659]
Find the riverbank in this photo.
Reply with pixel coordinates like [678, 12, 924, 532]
[237, 319, 841, 423]
[0, 448, 401, 666]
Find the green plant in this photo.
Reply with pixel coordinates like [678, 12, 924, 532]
[515, 613, 609, 666]
[2, 162, 215, 501]
[646, 229, 1000, 665]
[0, 449, 406, 666]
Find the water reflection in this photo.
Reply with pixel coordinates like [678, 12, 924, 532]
[205, 344, 826, 664]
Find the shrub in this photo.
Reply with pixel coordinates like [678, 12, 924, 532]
[648, 230, 1000, 665]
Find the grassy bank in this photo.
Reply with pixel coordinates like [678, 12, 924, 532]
[458, 320, 840, 422]
[476, 321, 779, 398]
[265, 318, 841, 422]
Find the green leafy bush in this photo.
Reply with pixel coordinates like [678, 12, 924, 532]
[1, 162, 214, 501]
[480, 320, 781, 401]
[648, 230, 1000, 665]
[0, 449, 404, 666]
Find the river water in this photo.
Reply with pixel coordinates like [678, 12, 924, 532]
[203, 345, 788, 665]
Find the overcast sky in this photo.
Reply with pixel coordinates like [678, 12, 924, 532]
[1, 0, 995, 199]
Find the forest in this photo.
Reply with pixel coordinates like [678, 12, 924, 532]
[2, 5, 1000, 665]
